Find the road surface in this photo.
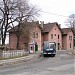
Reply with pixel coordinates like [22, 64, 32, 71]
[0, 50, 75, 75]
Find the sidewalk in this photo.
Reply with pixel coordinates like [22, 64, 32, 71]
[63, 49, 75, 55]
[0, 50, 74, 66]
[57, 49, 75, 56]
[0, 51, 42, 66]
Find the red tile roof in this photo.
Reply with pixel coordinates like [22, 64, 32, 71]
[43, 22, 61, 32]
[8, 22, 42, 32]
[62, 28, 73, 34]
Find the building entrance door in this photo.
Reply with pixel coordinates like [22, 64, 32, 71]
[58, 43, 60, 50]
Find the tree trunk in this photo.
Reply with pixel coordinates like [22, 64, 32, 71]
[1, 27, 5, 46]
[2, 38, 5, 46]
[16, 35, 20, 50]
[0, 49, 3, 58]
[16, 24, 21, 50]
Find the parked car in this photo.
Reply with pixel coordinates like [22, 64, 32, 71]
[43, 41, 56, 57]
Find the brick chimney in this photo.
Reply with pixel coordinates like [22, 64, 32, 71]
[40, 21, 44, 28]
[59, 24, 61, 28]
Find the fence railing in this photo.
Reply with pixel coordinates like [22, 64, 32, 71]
[1, 50, 29, 58]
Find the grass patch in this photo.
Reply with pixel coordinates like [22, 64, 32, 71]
[0, 54, 28, 60]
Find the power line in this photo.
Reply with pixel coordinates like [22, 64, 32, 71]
[40, 11, 71, 18]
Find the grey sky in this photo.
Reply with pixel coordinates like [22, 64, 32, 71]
[5, 0, 74, 44]
[30, 0, 74, 28]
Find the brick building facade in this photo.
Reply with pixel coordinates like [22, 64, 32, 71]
[9, 21, 74, 51]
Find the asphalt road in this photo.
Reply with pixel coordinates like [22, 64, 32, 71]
[0, 51, 75, 75]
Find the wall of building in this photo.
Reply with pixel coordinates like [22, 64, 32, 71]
[9, 23, 74, 51]
[9, 32, 26, 49]
[62, 35, 67, 50]
[48, 25, 62, 50]
[67, 31, 74, 50]
[43, 33, 48, 41]
[30, 26, 42, 51]
[9, 25, 42, 51]
[9, 32, 17, 49]
[41, 35, 44, 50]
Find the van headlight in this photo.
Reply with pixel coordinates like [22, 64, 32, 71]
[50, 49, 53, 50]
[46, 49, 50, 51]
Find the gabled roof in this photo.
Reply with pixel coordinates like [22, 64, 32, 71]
[9, 21, 62, 34]
[9, 21, 42, 32]
[43, 22, 62, 32]
[62, 28, 74, 35]
[71, 28, 75, 35]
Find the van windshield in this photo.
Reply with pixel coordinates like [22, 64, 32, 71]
[44, 43, 55, 49]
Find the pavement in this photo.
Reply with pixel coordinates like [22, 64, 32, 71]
[57, 49, 75, 56]
[0, 50, 75, 66]
[0, 51, 42, 66]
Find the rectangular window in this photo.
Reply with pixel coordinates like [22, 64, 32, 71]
[70, 36, 71, 40]
[71, 36, 72, 40]
[69, 36, 72, 40]
[33, 32, 35, 38]
[58, 35, 59, 39]
[36, 33, 38, 38]
[70, 43, 71, 48]
[51, 34, 53, 39]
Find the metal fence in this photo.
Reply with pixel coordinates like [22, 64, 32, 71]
[1, 50, 29, 58]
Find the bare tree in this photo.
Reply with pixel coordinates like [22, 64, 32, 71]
[65, 14, 75, 46]
[12, 0, 40, 49]
[21, 23, 33, 51]
[65, 14, 75, 28]
[0, 0, 19, 46]
[0, 0, 40, 48]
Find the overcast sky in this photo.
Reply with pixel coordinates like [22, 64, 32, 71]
[5, 0, 74, 44]
[30, 0, 74, 28]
